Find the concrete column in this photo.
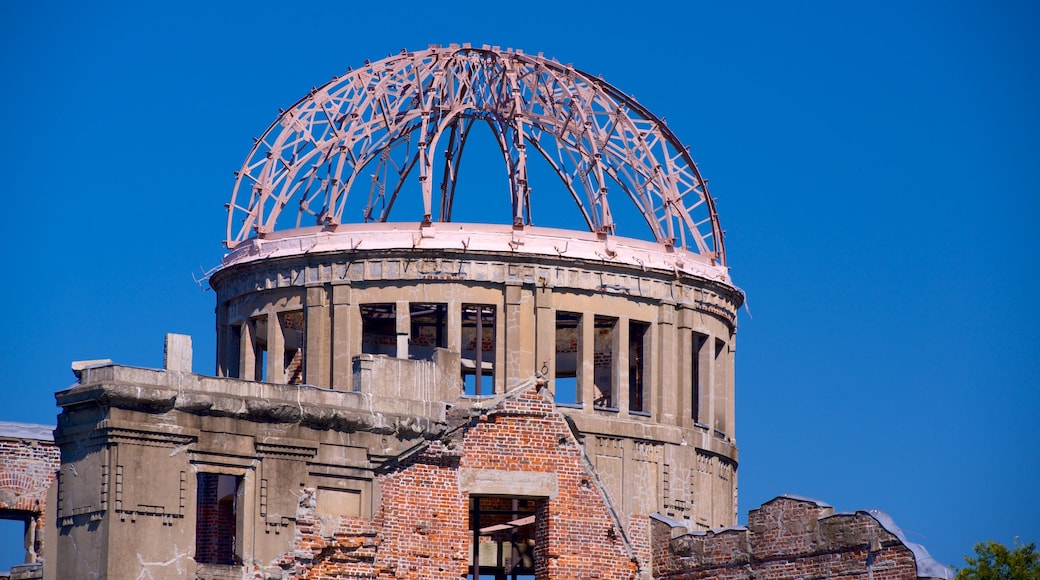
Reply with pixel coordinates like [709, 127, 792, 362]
[581, 310, 594, 409]
[534, 285, 554, 385]
[215, 302, 229, 377]
[305, 285, 330, 387]
[447, 300, 462, 354]
[677, 306, 694, 427]
[266, 310, 285, 384]
[520, 285, 536, 379]
[240, 319, 256, 381]
[504, 282, 523, 392]
[713, 336, 733, 437]
[27, 514, 37, 563]
[617, 316, 630, 414]
[395, 300, 410, 359]
[656, 301, 678, 424]
[726, 334, 736, 439]
[331, 282, 353, 390]
[620, 438, 631, 526]
[706, 334, 717, 434]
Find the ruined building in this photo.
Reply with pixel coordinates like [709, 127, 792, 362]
[0, 45, 950, 579]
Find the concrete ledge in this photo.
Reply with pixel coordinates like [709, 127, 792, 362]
[56, 365, 448, 439]
[221, 223, 735, 285]
[0, 421, 54, 441]
[458, 468, 558, 498]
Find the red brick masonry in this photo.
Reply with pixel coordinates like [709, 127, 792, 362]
[278, 381, 637, 579]
[652, 495, 951, 580]
[0, 422, 59, 566]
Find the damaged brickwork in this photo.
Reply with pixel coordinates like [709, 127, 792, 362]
[0, 422, 58, 577]
[652, 496, 950, 580]
[276, 381, 637, 579]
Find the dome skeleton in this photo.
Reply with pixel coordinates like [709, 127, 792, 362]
[227, 44, 725, 265]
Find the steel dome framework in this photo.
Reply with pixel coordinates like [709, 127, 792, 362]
[227, 44, 726, 265]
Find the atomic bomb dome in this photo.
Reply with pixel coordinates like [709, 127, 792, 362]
[201, 45, 744, 579]
[16, 44, 951, 580]
[24, 45, 930, 580]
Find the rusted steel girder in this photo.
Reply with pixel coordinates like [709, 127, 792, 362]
[227, 44, 724, 264]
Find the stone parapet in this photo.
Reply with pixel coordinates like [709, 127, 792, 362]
[59, 362, 448, 440]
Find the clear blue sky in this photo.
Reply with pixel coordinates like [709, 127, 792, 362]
[1, 0, 1036, 572]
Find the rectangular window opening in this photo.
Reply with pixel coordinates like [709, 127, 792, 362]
[554, 312, 581, 406]
[253, 316, 268, 382]
[195, 473, 241, 566]
[0, 511, 35, 571]
[279, 310, 305, 385]
[692, 332, 708, 425]
[593, 316, 617, 409]
[226, 324, 242, 379]
[409, 303, 447, 360]
[468, 496, 538, 580]
[628, 320, 650, 414]
[360, 303, 397, 356]
[461, 305, 496, 396]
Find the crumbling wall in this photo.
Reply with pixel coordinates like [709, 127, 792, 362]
[652, 496, 946, 580]
[278, 381, 640, 579]
[457, 384, 638, 580]
[0, 422, 58, 569]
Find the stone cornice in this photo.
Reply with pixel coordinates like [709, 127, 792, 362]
[56, 365, 448, 440]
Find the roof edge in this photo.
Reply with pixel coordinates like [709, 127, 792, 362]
[221, 223, 736, 287]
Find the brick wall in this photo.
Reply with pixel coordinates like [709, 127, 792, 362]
[0, 428, 59, 565]
[274, 383, 640, 579]
[653, 496, 929, 580]
[195, 473, 237, 565]
[459, 388, 637, 580]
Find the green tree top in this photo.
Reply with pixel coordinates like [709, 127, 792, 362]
[956, 539, 1040, 580]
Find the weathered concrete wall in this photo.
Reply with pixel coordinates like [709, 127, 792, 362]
[49, 360, 448, 579]
[652, 496, 951, 580]
[210, 234, 742, 535]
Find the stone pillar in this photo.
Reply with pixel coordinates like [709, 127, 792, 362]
[581, 310, 595, 408]
[677, 306, 694, 427]
[617, 316, 630, 414]
[395, 300, 410, 359]
[215, 302, 229, 377]
[447, 300, 462, 354]
[266, 310, 285, 384]
[331, 282, 353, 390]
[504, 282, 523, 393]
[656, 301, 678, 424]
[706, 334, 717, 435]
[305, 285, 331, 388]
[534, 284, 554, 386]
[240, 319, 256, 381]
[713, 336, 733, 437]
[727, 335, 736, 438]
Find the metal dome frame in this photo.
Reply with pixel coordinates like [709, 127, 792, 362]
[226, 44, 725, 265]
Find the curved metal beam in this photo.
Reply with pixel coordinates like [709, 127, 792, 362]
[227, 45, 724, 264]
